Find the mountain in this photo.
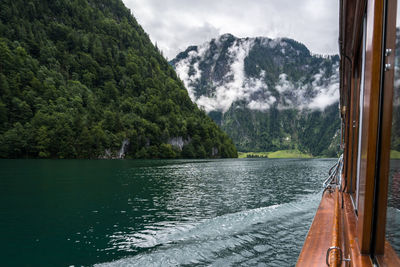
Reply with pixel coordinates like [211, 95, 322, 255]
[171, 34, 341, 156]
[0, 0, 237, 159]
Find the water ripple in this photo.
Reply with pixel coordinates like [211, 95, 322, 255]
[0, 158, 335, 266]
[96, 193, 321, 267]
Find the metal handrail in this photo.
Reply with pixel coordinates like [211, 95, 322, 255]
[326, 246, 351, 266]
[323, 154, 350, 266]
[323, 154, 343, 190]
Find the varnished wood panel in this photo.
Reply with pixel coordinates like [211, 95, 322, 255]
[373, 0, 397, 255]
[343, 193, 374, 266]
[347, 60, 362, 197]
[329, 189, 342, 267]
[376, 241, 400, 266]
[352, 1, 368, 58]
[297, 191, 336, 266]
[340, 0, 366, 198]
[298, 191, 382, 267]
[350, 74, 361, 197]
[357, 0, 385, 253]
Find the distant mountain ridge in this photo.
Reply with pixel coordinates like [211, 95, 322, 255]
[171, 34, 341, 156]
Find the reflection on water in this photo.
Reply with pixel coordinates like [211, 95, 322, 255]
[0, 159, 334, 266]
[388, 21, 400, 256]
[387, 160, 400, 255]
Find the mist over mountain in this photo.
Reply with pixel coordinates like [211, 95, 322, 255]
[171, 34, 341, 155]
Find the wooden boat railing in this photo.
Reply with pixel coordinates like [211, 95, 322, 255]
[323, 155, 350, 266]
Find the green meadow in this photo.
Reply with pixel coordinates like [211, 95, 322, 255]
[391, 150, 400, 159]
[238, 150, 313, 159]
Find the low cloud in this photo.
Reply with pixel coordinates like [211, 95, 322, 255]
[307, 83, 339, 110]
[123, 0, 339, 59]
[175, 37, 340, 113]
[193, 39, 256, 113]
[247, 97, 277, 111]
[176, 38, 278, 113]
[273, 69, 340, 110]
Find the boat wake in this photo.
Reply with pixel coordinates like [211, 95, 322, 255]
[96, 193, 321, 267]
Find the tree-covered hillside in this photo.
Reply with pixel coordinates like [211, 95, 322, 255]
[218, 102, 340, 156]
[0, 0, 237, 159]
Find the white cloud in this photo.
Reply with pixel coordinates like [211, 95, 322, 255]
[174, 42, 210, 100]
[195, 39, 255, 112]
[275, 74, 294, 93]
[306, 82, 340, 110]
[123, 0, 339, 59]
[248, 97, 277, 111]
[122, 0, 341, 112]
[175, 38, 280, 113]
[306, 65, 340, 110]
[175, 37, 340, 113]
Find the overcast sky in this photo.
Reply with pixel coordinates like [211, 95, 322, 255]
[122, 0, 339, 59]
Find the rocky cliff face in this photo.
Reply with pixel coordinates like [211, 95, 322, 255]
[171, 34, 341, 155]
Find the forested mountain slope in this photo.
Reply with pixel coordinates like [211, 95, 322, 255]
[0, 0, 237, 158]
[172, 34, 341, 156]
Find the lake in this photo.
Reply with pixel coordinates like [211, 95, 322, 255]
[0, 158, 335, 266]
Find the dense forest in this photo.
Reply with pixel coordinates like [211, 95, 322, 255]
[0, 0, 237, 159]
[218, 103, 340, 156]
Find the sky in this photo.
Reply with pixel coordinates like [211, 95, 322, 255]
[122, 0, 340, 59]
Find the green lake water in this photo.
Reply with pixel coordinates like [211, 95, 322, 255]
[0, 158, 336, 266]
